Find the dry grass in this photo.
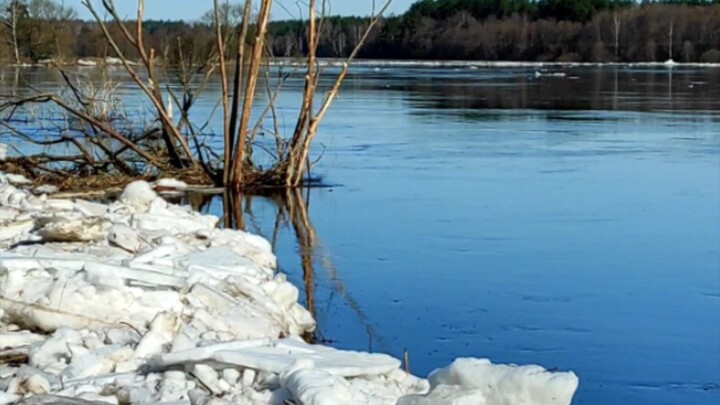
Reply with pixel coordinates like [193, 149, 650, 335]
[1, 158, 214, 192]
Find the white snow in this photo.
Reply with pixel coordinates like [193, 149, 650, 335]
[117, 180, 157, 212]
[32, 185, 59, 195]
[77, 59, 98, 67]
[104, 57, 140, 66]
[0, 172, 580, 404]
[104, 57, 122, 66]
[2, 174, 31, 186]
[153, 178, 188, 191]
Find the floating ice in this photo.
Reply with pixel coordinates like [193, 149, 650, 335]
[428, 358, 578, 405]
[0, 174, 580, 404]
[153, 178, 188, 191]
[77, 59, 98, 67]
[398, 358, 579, 405]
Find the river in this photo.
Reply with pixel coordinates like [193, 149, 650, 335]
[2, 63, 719, 404]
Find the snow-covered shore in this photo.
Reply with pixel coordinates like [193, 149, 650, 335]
[0, 172, 579, 405]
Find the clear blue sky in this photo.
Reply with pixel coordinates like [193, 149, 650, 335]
[69, 0, 417, 21]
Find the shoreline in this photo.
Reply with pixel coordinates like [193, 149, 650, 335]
[5, 57, 719, 69]
[0, 172, 579, 404]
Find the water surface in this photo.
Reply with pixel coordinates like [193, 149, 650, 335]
[3, 64, 720, 404]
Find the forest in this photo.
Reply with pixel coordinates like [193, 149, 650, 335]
[0, 0, 719, 63]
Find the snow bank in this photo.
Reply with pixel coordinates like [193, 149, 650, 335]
[0, 172, 579, 404]
[76, 59, 98, 67]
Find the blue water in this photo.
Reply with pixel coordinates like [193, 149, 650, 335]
[205, 66, 720, 404]
[4, 64, 720, 404]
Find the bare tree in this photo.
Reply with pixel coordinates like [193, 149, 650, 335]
[218, 0, 393, 188]
[280, 0, 392, 187]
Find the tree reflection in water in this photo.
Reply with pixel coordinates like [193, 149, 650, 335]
[177, 188, 386, 352]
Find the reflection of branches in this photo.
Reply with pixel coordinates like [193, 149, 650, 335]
[222, 190, 245, 231]
[225, 189, 386, 350]
[286, 188, 318, 342]
[216, 189, 387, 349]
[168, 191, 214, 214]
[285, 189, 388, 350]
[314, 243, 389, 352]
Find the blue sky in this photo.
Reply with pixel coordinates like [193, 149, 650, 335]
[68, 0, 417, 21]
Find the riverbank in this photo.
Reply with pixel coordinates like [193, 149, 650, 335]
[6, 57, 720, 70]
[0, 171, 579, 404]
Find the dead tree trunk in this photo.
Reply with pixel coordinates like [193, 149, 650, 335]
[223, 0, 253, 186]
[229, 0, 273, 188]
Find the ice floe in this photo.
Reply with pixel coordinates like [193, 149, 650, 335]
[0, 171, 579, 404]
[77, 59, 98, 67]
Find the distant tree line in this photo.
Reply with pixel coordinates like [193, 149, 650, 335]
[0, 0, 76, 64]
[270, 0, 720, 62]
[0, 0, 719, 64]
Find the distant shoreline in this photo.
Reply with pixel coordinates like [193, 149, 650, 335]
[269, 59, 720, 69]
[7, 58, 720, 69]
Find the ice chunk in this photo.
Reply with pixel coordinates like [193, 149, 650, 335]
[0, 331, 47, 347]
[107, 224, 146, 253]
[154, 178, 188, 190]
[15, 395, 112, 404]
[73, 200, 108, 217]
[192, 364, 222, 395]
[0, 392, 20, 404]
[33, 185, 59, 195]
[28, 328, 83, 369]
[4, 174, 31, 186]
[223, 368, 241, 386]
[36, 217, 109, 242]
[0, 219, 34, 244]
[398, 385, 487, 405]
[131, 213, 216, 235]
[280, 359, 360, 405]
[149, 338, 401, 378]
[426, 358, 579, 405]
[132, 312, 180, 360]
[26, 373, 52, 394]
[119, 181, 157, 212]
